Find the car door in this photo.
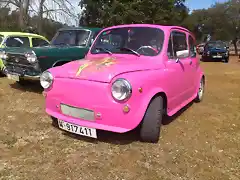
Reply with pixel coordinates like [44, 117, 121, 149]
[31, 37, 50, 47]
[188, 34, 199, 97]
[165, 30, 193, 111]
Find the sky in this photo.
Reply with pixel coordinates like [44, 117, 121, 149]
[185, 0, 228, 11]
[3, 0, 229, 26]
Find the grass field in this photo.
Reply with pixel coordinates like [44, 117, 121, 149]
[0, 56, 240, 180]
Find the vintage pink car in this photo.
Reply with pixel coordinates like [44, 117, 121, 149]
[40, 24, 205, 143]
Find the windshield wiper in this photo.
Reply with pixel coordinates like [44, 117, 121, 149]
[117, 47, 140, 57]
[95, 47, 112, 55]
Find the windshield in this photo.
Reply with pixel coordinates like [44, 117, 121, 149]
[206, 41, 226, 49]
[51, 30, 90, 46]
[90, 27, 164, 56]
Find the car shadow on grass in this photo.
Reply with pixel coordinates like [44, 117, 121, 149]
[62, 129, 140, 145]
[9, 81, 43, 94]
[50, 117, 141, 145]
[162, 101, 194, 125]
[51, 102, 195, 145]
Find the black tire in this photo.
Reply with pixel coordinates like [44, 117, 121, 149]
[0, 71, 5, 77]
[16, 77, 29, 85]
[195, 77, 205, 103]
[223, 57, 229, 63]
[140, 96, 164, 143]
[51, 116, 59, 128]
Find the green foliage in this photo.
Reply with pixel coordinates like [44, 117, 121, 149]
[79, 0, 188, 27]
[0, 7, 65, 40]
[182, 0, 240, 44]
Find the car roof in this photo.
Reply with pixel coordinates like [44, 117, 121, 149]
[0, 32, 48, 39]
[100, 24, 191, 32]
[58, 27, 102, 32]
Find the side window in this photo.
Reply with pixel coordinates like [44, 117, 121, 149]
[171, 31, 188, 59]
[89, 31, 101, 45]
[5, 36, 30, 47]
[167, 35, 174, 59]
[188, 35, 196, 57]
[32, 38, 49, 47]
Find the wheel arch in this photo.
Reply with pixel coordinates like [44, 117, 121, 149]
[149, 92, 168, 115]
[52, 60, 71, 67]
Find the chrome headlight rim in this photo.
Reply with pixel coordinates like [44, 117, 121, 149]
[25, 51, 37, 63]
[0, 51, 8, 59]
[111, 78, 132, 102]
[40, 71, 54, 89]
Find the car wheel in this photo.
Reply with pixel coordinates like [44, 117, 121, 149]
[16, 77, 28, 85]
[140, 96, 164, 143]
[195, 77, 205, 103]
[51, 116, 59, 128]
[223, 57, 229, 63]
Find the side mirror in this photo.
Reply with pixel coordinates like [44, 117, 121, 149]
[176, 50, 189, 59]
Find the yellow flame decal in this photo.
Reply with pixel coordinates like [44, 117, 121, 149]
[75, 57, 116, 76]
[76, 63, 90, 76]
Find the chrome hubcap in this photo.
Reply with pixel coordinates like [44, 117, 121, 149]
[198, 79, 204, 99]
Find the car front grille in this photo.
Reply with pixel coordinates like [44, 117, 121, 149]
[6, 53, 31, 66]
[5, 63, 41, 76]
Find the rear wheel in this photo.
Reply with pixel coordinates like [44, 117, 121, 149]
[139, 96, 164, 143]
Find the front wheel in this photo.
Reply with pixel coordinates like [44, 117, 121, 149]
[195, 77, 205, 103]
[223, 57, 229, 63]
[16, 77, 29, 85]
[139, 96, 164, 143]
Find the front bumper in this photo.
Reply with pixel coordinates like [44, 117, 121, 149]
[5, 63, 41, 80]
[45, 78, 143, 133]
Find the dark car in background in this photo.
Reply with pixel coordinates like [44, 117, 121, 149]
[201, 40, 229, 63]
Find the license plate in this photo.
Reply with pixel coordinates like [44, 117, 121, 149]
[57, 119, 97, 138]
[213, 55, 222, 58]
[7, 74, 19, 81]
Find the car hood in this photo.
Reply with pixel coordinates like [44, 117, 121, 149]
[206, 47, 227, 53]
[2, 45, 85, 55]
[50, 55, 160, 83]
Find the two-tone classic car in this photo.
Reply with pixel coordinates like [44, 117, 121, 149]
[40, 24, 205, 143]
[201, 40, 229, 63]
[0, 27, 102, 84]
[0, 32, 49, 76]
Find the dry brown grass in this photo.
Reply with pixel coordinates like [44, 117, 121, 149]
[0, 56, 240, 180]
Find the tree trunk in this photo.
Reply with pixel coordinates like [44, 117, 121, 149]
[38, 0, 45, 35]
[18, 2, 25, 30]
[233, 38, 238, 55]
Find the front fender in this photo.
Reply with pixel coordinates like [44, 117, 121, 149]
[134, 87, 167, 125]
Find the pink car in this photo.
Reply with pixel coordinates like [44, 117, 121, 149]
[40, 24, 205, 143]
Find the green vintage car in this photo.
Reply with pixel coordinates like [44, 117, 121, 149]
[0, 27, 102, 84]
[0, 32, 50, 76]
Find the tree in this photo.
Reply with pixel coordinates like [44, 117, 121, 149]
[79, 0, 188, 27]
[0, 0, 31, 30]
[183, 0, 240, 54]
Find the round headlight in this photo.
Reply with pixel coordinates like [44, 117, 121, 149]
[111, 79, 132, 101]
[0, 51, 8, 59]
[25, 51, 37, 63]
[40, 71, 53, 89]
